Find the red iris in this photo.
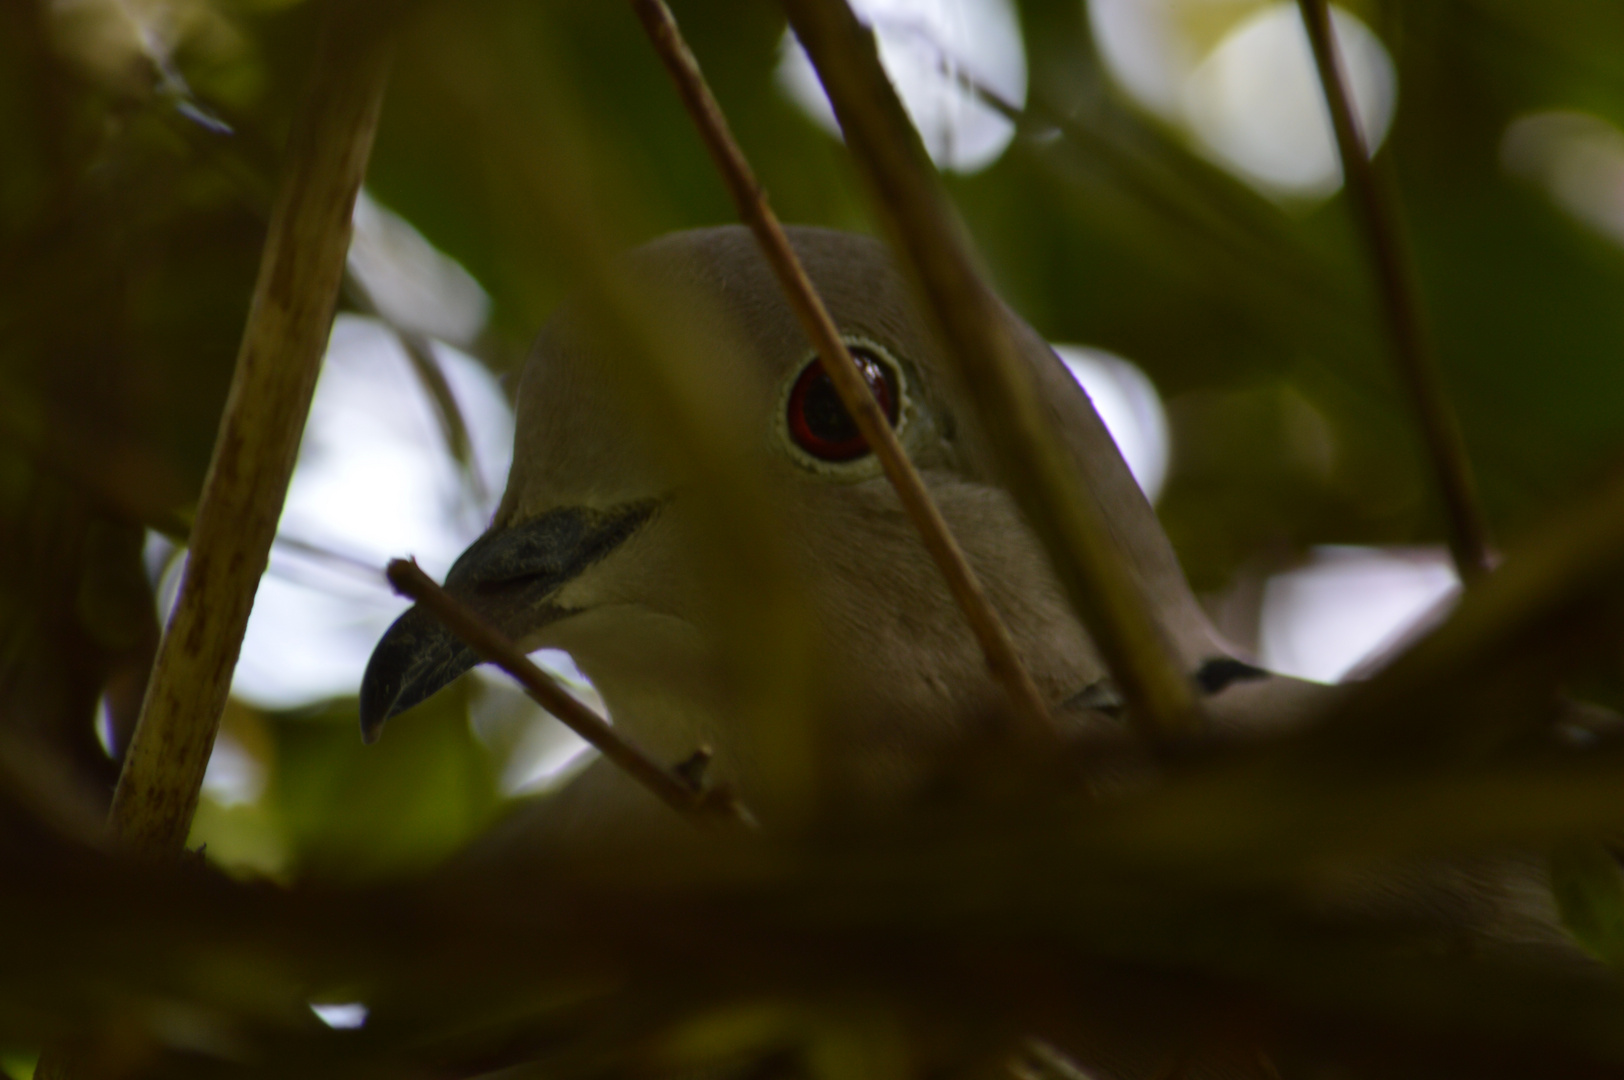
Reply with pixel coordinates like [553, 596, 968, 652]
[786, 348, 900, 462]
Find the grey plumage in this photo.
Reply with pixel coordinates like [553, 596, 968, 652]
[364, 225, 1316, 795]
[360, 225, 1604, 1078]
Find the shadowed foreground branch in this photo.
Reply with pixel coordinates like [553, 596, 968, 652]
[9, 734, 1624, 1079]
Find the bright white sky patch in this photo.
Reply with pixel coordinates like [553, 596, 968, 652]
[777, 0, 1028, 173]
[310, 1002, 369, 1030]
[1502, 111, 1624, 244]
[1055, 346, 1170, 502]
[230, 316, 513, 710]
[1185, 5, 1394, 196]
[468, 657, 598, 796]
[200, 727, 266, 808]
[1086, 0, 1212, 119]
[348, 189, 489, 348]
[1259, 545, 1458, 683]
[1089, 0, 1396, 197]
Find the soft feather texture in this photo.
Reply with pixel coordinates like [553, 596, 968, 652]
[430, 225, 1602, 1079]
[483, 225, 1297, 803]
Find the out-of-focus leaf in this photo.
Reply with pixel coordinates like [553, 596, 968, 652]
[1550, 844, 1624, 967]
[269, 687, 500, 881]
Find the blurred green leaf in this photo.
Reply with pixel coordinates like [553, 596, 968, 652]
[1551, 843, 1624, 967]
[270, 687, 500, 881]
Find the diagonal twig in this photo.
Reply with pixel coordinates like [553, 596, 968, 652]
[35, 11, 396, 1079]
[629, 0, 1054, 745]
[1296, 0, 1492, 583]
[386, 559, 750, 826]
[106, 8, 395, 857]
[778, 0, 1199, 740]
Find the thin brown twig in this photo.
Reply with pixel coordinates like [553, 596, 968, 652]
[386, 558, 750, 826]
[105, 9, 395, 857]
[1296, 0, 1492, 584]
[629, 0, 1054, 745]
[778, 0, 1198, 740]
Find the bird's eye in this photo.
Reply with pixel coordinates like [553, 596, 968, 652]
[786, 348, 900, 462]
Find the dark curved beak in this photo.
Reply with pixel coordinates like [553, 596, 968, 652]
[359, 500, 656, 742]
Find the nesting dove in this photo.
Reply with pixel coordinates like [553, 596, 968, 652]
[358, 226, 1599, 1079]
[360, 226, 1319, 804]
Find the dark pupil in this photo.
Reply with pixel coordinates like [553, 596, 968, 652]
[802, 372, 860, 445]
[803, 353, 892, 446]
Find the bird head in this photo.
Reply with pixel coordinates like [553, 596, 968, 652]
[360, 225, 1227, 800]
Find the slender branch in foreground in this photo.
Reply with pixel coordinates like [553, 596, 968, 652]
[778, 0, 1198, 740]
[106, 10, 394, 857]
[629, 0, 1054, 745]
[1296, 0, 1492, 583]
[386, 559, 750, 825]
[35, 14, 394, 1079]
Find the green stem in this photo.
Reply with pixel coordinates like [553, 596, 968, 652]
[1297, 0, 1492, 583]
